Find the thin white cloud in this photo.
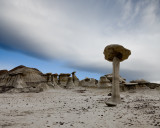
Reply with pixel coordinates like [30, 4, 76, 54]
[0, 0, 160, 81]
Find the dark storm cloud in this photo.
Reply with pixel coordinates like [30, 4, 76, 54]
[0, 23, 51, 60]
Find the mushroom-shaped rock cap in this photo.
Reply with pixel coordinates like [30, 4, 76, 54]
[103, 44, 131, 62]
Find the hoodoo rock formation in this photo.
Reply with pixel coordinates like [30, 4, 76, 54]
[72, 71, 79, 86]
[53, 73, 58, 84]
[43, 73, 58, 88]
[66, 77, 75, 89]
[58, 73, 71, 88]
[104, 44, 131, 105]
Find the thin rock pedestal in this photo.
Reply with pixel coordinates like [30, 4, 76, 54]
[103, 44, 131, 106]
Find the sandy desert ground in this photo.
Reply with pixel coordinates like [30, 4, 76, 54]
[0, 87, 160, 128]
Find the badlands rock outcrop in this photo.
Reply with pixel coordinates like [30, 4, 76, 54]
[0, 65, 82, 92]
[0, 65, 53, 93]
[66, 77, 75, 89]
[58, 73, 71, 88]
[106, 74, 126, 84]
[52, 73, 58, 84]
[79, 77, 97, 87]
[0, 65, 159, 94]
[98, 76, 111, 88]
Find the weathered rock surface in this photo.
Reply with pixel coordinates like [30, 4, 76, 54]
[106, 74, 126, 83]
[130, 79, 149, 84]
[72, 71, 79, 86]
[58, 73, 70, 88]
[66, 77, 75, 89]
[43, 73, 57, 87]
[79, 78, 97, 87]
[104, 44, 131, 62]
[147, 83, 160, 89]
[0, 65, 54, 93]
[129, 80, 160, 90]
[98, 76, 111, 88]
[0, 70, 8, 75]
[123, 83, 138, 92]
[52, 73, 58, 84]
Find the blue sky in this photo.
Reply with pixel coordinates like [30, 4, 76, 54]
[0, 48, 101, 80]
[0, 0, 160, 82]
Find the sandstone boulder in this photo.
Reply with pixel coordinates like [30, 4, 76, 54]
[104, 44, 131, 62]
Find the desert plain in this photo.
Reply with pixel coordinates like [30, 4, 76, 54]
[0, 87, 160, 128]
